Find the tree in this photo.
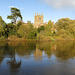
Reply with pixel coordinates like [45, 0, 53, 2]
[17, 21, 23, 28]
[0, 16, 6, 29]
[17, 23, 37, 39]
[55, 18, 75, 39]
[4, 23, 18, 37]
[44, 20, 53, 36]
[0, 16, 6, 37]
[0, 25, 4, 37]
[37, 26, 45, 33]
[7, 7, 22, 24]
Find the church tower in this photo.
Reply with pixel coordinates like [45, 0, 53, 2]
[34, 13, 43, 28]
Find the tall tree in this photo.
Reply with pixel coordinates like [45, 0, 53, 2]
[7, 7, 22, 24]
[0, 16, 6, 37]
[55, 18, 75, 39]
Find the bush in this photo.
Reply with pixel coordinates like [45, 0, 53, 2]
[4, 23, 18, 37]
[17, 24, 37, 39]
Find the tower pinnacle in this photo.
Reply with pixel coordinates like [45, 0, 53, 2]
[37, 12, 38, 15]
[42, 12, 43, 16]
[35, 13, 36, 16]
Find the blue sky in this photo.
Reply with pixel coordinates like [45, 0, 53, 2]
[0, 0, 75, 23]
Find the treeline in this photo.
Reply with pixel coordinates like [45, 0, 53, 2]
[0, 7, 75, 40]
[0, 18, 37, 40]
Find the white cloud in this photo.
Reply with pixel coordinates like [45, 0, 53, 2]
[40, 0, 75, 9]
[9, 6, 17, 8]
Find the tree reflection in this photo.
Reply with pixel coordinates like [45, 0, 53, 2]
[37, 41, 75, 60]
[0, 41, 75, 65]
[37, 42, 54, 58]
[0, 42, 7, 63]
[7, 57, 21, 69]
[55, 41, 75, 60]
[7, 42, 36, 56]
[0, 50, 4, 64]
[0, 42, 22, 70]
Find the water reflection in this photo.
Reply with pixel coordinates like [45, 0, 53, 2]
[7, 57, 21, 69]
[34, 47, 43, 61]
[0, 41, 75, 62]
[37, 41, 75, 60]
[55, 41, 75, 60]
[0, 41, 75, 75]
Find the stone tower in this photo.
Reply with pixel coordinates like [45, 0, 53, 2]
[34, 13, 43, 28]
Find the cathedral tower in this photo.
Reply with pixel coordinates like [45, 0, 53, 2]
[34, 13, 43, 28]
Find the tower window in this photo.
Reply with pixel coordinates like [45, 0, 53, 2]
[39, 18, 41, 20]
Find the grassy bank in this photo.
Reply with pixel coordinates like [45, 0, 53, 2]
[0, 35, 75, 42]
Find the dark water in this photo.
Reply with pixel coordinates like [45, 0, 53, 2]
[0, 41, 75, 75]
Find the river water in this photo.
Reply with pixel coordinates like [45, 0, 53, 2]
[0, 41, 75, 75]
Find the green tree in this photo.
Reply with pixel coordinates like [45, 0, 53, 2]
[4, 23, 18, 37]
[0, 25, 4, 37]
[17, 21, 23, 28]
[37, 26, 45, 33]
[7, 7, 22, 24]
[44, 20, 53, 36]
[0, 16, 6, 25]
[55, 18, 75, 39]
[17, 23, 37, 39]
[0, 16, 6, 37]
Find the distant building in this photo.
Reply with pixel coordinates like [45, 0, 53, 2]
[27, 21, 31, 24]
[34, 12, 44, 28]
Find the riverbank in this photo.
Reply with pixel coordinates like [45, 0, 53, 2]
[0, 38, 75, 42]
[0, 35, 75, 42]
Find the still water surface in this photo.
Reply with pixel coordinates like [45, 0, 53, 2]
[0, 41, 75, 75]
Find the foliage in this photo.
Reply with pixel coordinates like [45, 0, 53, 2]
[44, 20, 53, 36]
[0, 16, 6, 27]
[7, 7, 22, 24]
[17, 20, 23, 28]
[55, 18, 75, 39]
[4, 23, 18, 37]
[36, 20, 55, 40]
[17, 23, 37, 39]
[0, 25, 4, 37]
[37, 26, 45, 33]
[0, 16, 6, 37]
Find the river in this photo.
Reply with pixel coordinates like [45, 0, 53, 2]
[0, 41, 75, 75]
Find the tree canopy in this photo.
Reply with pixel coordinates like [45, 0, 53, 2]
[7, 7, 22, 24]
[18, 23, 37, 39]
[55, 18, 75, 39]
